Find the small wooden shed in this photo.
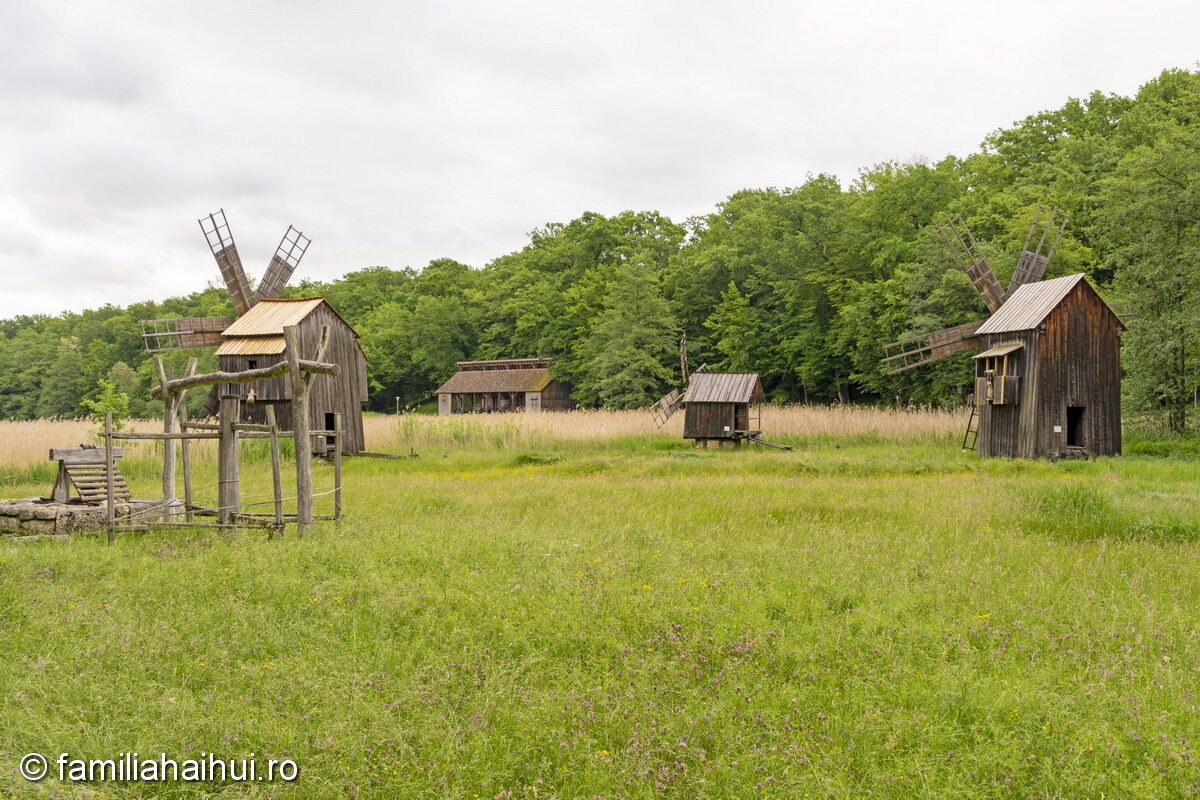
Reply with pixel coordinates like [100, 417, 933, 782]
[215, 298, 368, 453]
[970, 273, 1123, 458]
[681, 372, 765, 447]
[435, 359, 575, 414]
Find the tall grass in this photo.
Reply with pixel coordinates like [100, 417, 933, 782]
[369, 405, 967, 452]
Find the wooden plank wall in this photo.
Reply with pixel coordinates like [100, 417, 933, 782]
[538, 380, 576, 410]
[684, 402, 739, 439]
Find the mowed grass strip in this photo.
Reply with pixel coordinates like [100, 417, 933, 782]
[1, 441, 1199, 798]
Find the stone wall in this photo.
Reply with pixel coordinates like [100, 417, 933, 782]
[0, 498, 166, 539]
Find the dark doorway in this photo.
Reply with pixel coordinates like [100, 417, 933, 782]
[1067, 406, 1085, 446]
[324, 412, 336, 432]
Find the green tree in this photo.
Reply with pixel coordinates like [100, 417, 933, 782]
[1099, 119, 1200, 432]
[576, 263, 678, 409]
[80, 378, 132, 431]
[704, 282, 758, 371]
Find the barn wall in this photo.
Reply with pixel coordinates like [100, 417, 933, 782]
[539, 380, 576, 410]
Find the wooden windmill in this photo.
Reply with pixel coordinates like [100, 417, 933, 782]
[882, 208, 1126, 459]
[650, 335, 788, 450]
[136, 212, 370, 455]
[140, 210, 311, 353]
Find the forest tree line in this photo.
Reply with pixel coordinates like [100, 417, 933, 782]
[2, 68, 1198, 430]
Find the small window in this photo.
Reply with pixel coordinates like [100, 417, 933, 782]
[248, 359, 258, 369]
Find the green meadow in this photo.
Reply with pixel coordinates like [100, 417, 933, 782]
[2, 429, 1199, 798]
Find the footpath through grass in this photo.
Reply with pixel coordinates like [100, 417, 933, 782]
[2, 436, 1199, 798]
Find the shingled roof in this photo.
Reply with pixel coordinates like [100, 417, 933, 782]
[435, 361, 555, 394]
[682, 372, 764, 404]
[976, 274, 1124, 335]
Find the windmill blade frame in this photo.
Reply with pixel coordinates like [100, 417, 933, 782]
[199, 209, 255, 316]
[881, 320, 984, 374]
[1008, 207, 1069, 293]
[651, 387, 684, 428]
[939, 216, 1007, 314]
[256, 225, 311, 300]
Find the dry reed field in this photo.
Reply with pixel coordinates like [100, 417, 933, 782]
[0, 418, 165, 468]
[365, 404, 968, 452]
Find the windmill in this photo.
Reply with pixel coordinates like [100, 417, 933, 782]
[880, 207, 1069, 374]
[140, 209, 311, 353]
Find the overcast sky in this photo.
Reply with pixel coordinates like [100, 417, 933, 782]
[1, 0, 1197, 319]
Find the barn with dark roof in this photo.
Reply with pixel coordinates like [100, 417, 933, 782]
[435, 359, 575, 414]
[970, 273, 1124, 459]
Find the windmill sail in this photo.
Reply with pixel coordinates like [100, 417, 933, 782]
[200, 210, 255, 315]
[940, 217, 1006, 314]
[882, 320, 984, 374]
[140, 316, 236, 352]
[651, 388, 684, 427]
[257, 225, 310, 300]
[1008, 207, 1069, 293]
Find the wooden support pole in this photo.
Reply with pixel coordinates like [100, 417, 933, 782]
[265, 405, 284, 534]
[218, 396, 241, 527]
[155, 357, 176, 502]
[179, 406, 193, 522]
[284, 325, 313, 534]
[333, 412, 343, 521]
[104, 412, 115, 543]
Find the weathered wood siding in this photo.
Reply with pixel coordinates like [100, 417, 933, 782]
[538, 380, 576, 410]
[218, 305, 367, 453]
[684, 402, 747, 440]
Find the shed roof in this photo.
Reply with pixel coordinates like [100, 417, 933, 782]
[216, 336, 286, 356]
[974, 342, 1025, 359]
[975, 274, 1123, 335]
[682, 372, 764, 404]
[435, 367, 555, 394]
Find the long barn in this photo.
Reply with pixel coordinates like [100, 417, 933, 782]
[215, 298, 368, 453]
[435, 359, 575, 414]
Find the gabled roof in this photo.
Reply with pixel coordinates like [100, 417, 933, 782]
[221, 297, 360, 338]
[682, 372, 764, 404]
[435, 367, 555, 394]
[975, 274, 1124, 335]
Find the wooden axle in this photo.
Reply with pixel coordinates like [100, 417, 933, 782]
[151, 359, 340, 399]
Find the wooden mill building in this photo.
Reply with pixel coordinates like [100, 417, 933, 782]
[215, 298, 368, 453]
[681, 372, 765, 447]
[435, 359, 575, 414]
[970, 273, 1123, 459]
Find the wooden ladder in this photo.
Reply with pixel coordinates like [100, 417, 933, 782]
[961, 404, 980, 452]
[50, 446, 131, 504]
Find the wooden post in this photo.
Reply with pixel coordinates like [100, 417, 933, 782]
[265, 404, 284, 534]
[104, 412, 115, 543]
[284, 325, 313, 534]
[179, 404, 193, 523]
[333, 412, 343, 521]
[218, 396, 241, 527]
[155, 357, 176, 502]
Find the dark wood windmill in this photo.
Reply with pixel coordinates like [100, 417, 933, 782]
[881, 209, 1125, 459]
[650, 336, 789, 450]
